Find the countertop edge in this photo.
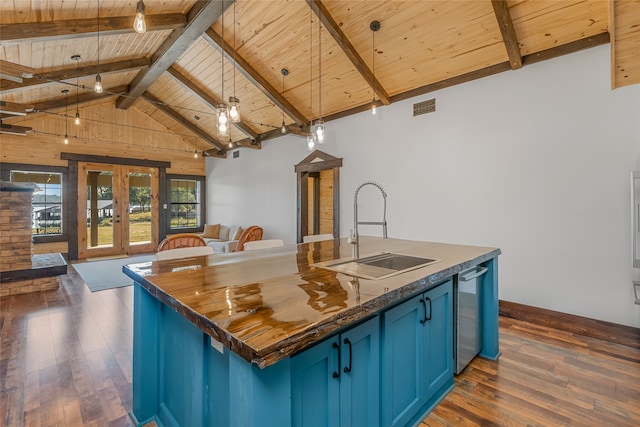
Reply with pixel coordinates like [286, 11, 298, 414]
[123, 247, 501, 368]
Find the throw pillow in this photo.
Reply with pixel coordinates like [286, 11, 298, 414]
[203, 223, 221, 239]
[232, 226, 244, 240]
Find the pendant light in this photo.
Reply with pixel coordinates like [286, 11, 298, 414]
[280, 68, 288, 134]
[217, 1, 229, 137]
[61, 89, 70, 144]
[307, 10, 314, 151]
[94, 0, 103, 93]
[370, 20, 380, 115]
[133, 0, 147, 34]
[314, 17, 325, 144]
[228, 1, 240, 123]
[71, 54, 81, 125]
[193, 115, 200, 158]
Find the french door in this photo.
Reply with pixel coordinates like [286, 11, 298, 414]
[77, 162, 159, 259]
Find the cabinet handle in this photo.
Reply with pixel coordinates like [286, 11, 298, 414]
[425, 297, 432, 321]
[420, 298, 427, 324]
[343, 338, 352, 373]
[332, 342, 341, 378]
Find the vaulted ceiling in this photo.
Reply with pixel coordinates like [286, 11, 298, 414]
[1, 0, 639, 158]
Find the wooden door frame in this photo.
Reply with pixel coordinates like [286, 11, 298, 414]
[295, 150, 342, 243]
[62, 153, 170, 260]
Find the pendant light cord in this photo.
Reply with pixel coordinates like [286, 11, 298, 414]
[233, 2, 236, 98]
[221, 1, 224, 101]
[318, 16, 321, 121]
[309, 11, 313, 121]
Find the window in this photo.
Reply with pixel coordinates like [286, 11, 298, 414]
[11, 171, 63, 236]
[169, 178, 203, 230]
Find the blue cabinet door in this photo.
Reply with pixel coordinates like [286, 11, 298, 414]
[382, 293, 424, 427]
[340, 317, 380, 427]
[291, 337, 340, 427]
[292, 317, 380, 427]
[422, 280, 453, 400]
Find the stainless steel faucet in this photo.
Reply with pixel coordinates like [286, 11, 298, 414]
[348, 181, 388, 259]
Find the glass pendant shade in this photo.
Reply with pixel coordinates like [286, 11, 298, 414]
[134, 1, 146, 33]
[314, 119, 325, 144]
[372, 99, 377, 115]
[228, 96, 240, 122]
[307, 134, 315, 151]
[75, 111, 80, 125]
[94, 74, 103, 93]
[281, 121, 287, 134]
[217, 104, 229, 137]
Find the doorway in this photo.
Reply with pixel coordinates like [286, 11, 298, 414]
[295, 150, 342, 243]
[77, 162, 159, 258]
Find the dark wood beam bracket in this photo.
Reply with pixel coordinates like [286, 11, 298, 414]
[0, 14, 187, 43]
[306, 0, 391, 105]
[61, 153, 171, 168]
[0, 58, 150, 94]
[491, 0, 523, 70]
[141, 92, 227, 153]
[117, 1, 234, 110]
[203, 28, 309, 126]
[166, 67, 260, 141]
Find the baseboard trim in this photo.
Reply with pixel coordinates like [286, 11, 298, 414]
[499, 300, 640, 349]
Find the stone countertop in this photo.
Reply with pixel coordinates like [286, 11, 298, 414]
[123, 237, 500, 368]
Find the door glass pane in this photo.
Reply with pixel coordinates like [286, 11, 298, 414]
[129, 173, 152, 245]
[86, 171, 113, 248]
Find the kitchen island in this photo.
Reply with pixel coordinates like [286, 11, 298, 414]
[123, 237, 501, 427]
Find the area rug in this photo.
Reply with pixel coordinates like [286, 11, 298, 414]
[73, 254, 155, 292]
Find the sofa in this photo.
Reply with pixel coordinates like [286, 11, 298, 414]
[199, 224, 245, 253]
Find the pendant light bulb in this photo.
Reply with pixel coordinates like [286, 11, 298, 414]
[228, 96, 240, 122]
[307, 134, 315, 151]
[75, 111, 80, 125]
[281, 121, 287, 134]
[314, 119, 325, 144]
[134, 0, 147, 34]
[194, 149, 198, 159]
[94, 74, 103, 93]
[228, 141, 233, 149]
[64, 135, 69, 144]
[372, 99, 377, 115]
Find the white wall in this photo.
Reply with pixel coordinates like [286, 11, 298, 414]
[208, 45, 640, 327]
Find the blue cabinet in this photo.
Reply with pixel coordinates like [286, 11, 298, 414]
[291, 317, 380, 427]
[382, 280, 453, 427]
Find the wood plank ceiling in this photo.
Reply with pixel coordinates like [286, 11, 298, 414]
[0, 0, 637, 157]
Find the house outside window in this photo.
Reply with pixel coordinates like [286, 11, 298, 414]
[169, 178, 202, 230]
[10, 171, 63, 236]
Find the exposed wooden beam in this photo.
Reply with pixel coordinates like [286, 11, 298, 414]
[117, 1, 233, 110]
[0, 58, 150, 94]
[203, 28, 309, 126]
[0, 101, 34, 116]
[166, 67, 260, 140]
[0, 14, 186, 43]
[306, 0, 391, 105]
[0, 122, 33, 136]
[203, 149, 230, 159]
[259, 125, 308, 143]
[141, 92, 227, 152]
[522, 32, 610, 66]
[31, 85, 128, 112]
[0, 60, 34, 83]
[491, 0, 522, 70]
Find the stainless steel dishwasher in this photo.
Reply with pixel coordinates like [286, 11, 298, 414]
[455, 264, 488, 374]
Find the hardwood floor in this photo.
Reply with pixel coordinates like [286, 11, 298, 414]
[1, 266, 639, 426]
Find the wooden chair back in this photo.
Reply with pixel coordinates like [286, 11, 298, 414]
[158, 233, 207, 252]
[234, 226, 263, 251]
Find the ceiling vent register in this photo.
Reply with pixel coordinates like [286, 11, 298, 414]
[413, 98, 436, 116]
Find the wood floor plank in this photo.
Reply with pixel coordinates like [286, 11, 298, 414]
[2, 267, 639, 426]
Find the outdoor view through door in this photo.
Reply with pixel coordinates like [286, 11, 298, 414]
[77, 163, 158, 258]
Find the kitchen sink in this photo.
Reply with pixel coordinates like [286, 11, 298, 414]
[313, 252, 440, 280]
